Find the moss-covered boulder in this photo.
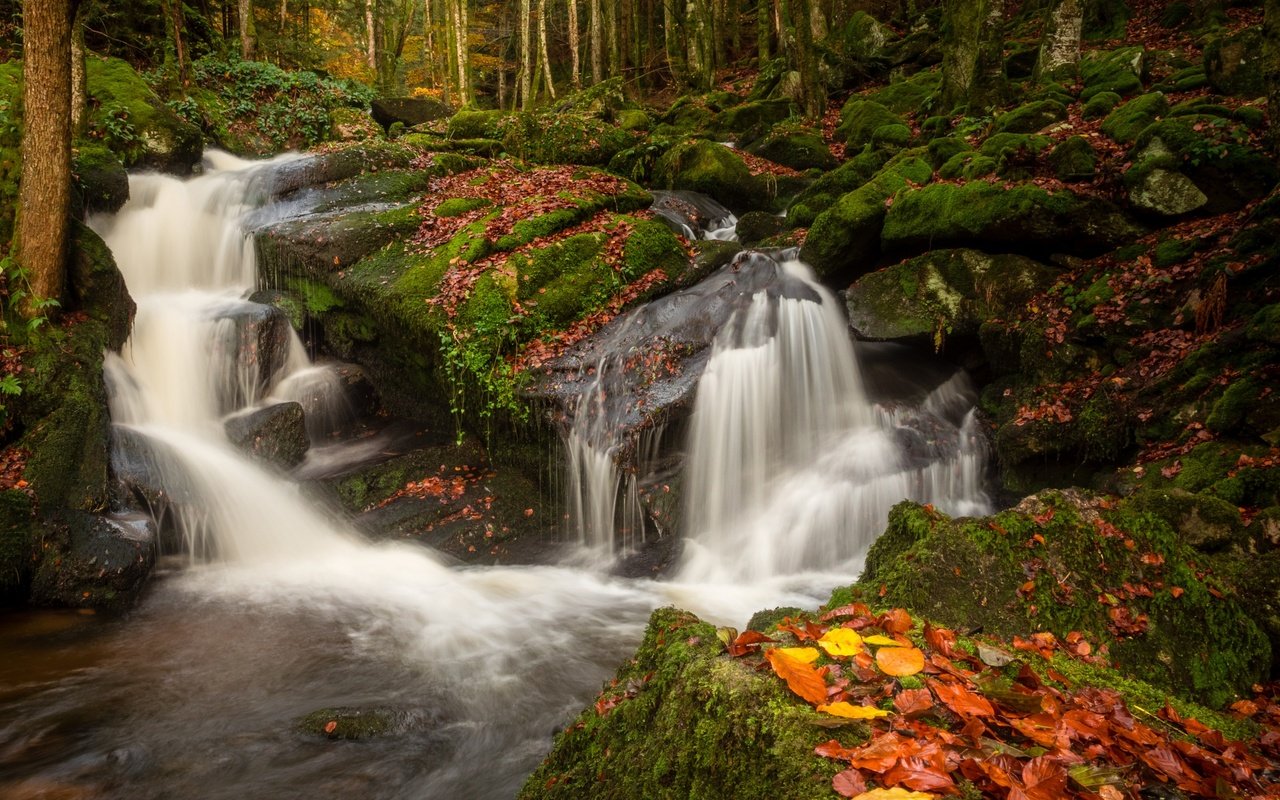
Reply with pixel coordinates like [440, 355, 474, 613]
[866, 70, 942, 115]
[799, 151, 933, 280]
[747, 124, 836, 171]
[1123, 115, 1280, 214]
[371, 97, 450, 129]
[977, 132, 1053, 179]
[447, 107, 507, 139]
[1048, 135, 1097, 181]
[518, 607, 848, 799]
[503, 112, 635, 167]
[330, 106, 384, 142]
[1203, 26, 1267, 97]
[845, 249, 1057, 343]
[835, 99, 904, 151]
[860, 495, 1270, 707]
[1080, 47, 1146, 101]
[652, 139, 769, 211]
[1082, 90, 1123, 119]
[734, 211, 787, 246]
[992, 99, 1068, 134]
[785, 150, 886, 228]
[0, 490, 35, 602]
[881, 182, 1144, 258]
[708, 99, 797, 145]
[1128, 167, 1209, 217]
[85, 56, 202, 172]
[552, 76, 629, 120]
[1100, 91, 1169, 144]
[72, 144, 129, 216]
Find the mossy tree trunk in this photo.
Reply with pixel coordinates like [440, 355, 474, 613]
[787, 0, 824, 119]
[518, 0, 533, 107]
[19, 0, 77, 318]
[757, 0, 771, 63]
[568, 0, 582, 88]
[663, 0, 688, 85]
[686, 0, 714, 89]
[940, 0, 1006, 111]
[70, 1, 88, 136]
[238, 0, 256, 59]
[590, 0, 604, 83]
[1034, 0, 1081, 82]
[537, 0, 556, 100]
[1266, 0, 1280, 158]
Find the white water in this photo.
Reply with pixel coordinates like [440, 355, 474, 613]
[71, 155, 851, 797]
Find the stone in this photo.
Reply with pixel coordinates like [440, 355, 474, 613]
[208, 302, 296, 412]
[29, 511, 157, 611]
[652, 139, 768, 211]
[224, 402, 310, 469]
[1129, 168, 1208, 217]
[1204, 26, 1267, 98]
[371, 97, 451, 129]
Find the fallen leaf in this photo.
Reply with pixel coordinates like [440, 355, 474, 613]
[862, 634, 902, 647]
[819, 701, 892, 719]
[876, 646, 926, 677]
[894, 688, 934, 716]
[323, 720, 338, 734]
[833, 768, 868, 797]
[777, 646, 821, 664]
[766, 647, 830, 705]
[928, 678, 995, 718]
[851, 789, 938, 800]
[819, 628, 865, 657]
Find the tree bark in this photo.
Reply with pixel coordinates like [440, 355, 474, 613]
[788, 0, 823, 118]
[19, 0, 75, 317]
[590, 0, 603, 84]
[238, 0, 256, 59]
[162, 0, 188, 83]
[537, 0, 556, 99]
[663, 0, 687, 85]
[1034, 0, 1081, 82]
[568, 0, 581, 88]
[366, 0, 378, 74]
[757, 0, 771, 64]
[1266, 0, 1280, 157]
[453, 0, 470, 104]
[519, 0, 533, 107]
[941, 0, 1006, 111]
[71, 2, 88, 137]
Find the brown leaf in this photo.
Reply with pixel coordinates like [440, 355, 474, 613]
[727, 630, 775, 657]
[894, 688, 934, 717]
[882, 756, 957, 794]
[833, 769, 868, 797]
[928, 678, 995, 718]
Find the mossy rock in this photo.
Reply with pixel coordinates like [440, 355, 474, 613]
[785, 149, 886, 228]
[1203, 26, 1267, 98]
[0, 490, 35, 602]
[708, 99, 797, 145]
[937, 152, 997, 180]
[881, 182, 1144, 258]
[1048, 136, 1097, 181]
[1128, 488, 1246, 554]
[29, 510, 156, 611]
[68, 221, 135, 351]
[859, 495, 1270, 707]
[552, 76, 628, 120]
[747, 124, 836, 171]
[1100, 92, 1169, 144]
[866, 70, 941, 115]
[977, 133, 1052, 178]
[734, 211, 787, 246]
[296, 707, 396, 740]
[503, 112, 635, 167]
[1128, 441, 1280, 510]
[85, 56, 202, 172]
[652, 139, 768, 211]
[1124, 115, 1280, 214]
[926, 136, 970, 169]
[836, 99, 903, 150]
[518, 607, 852, 799]
[993, 99, 1068, 134]
[616, 109, 650, 131]
[1082, 90, 1123, 120]
[72, 144, 129, 216]
[400, 132, 503, 158]
[825, 10, 896, 73]
[799, 150, 933, 280]
[447, 107, 506, 139]
[845, 249, 1057, 343]
[330, 106, 382, 142]
[1080, 47, 1146, 101]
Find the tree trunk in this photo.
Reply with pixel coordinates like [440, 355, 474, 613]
[537, 0, 556, 99]
[590, 0, 603, 83]
[685, 0, 713, 88]
[568, 0, 581, 88]
[519, 0, 533, 107]
[606, 0, 620, 77]
[19, 0, 75, 317]
[1035, 0, 1081, 82]
[238, 0, 256, 59]
[71, 2, 88, 137]
[366, 0, 378, 74]
[454, 0, 470, 104]
[940, 0, 1006, 111]
[788, 0, 823, 118]
[162, 0, 188, 83]
[423, 0, 435, 88]
[757, 0, 771, 63]
[1266, 0, 1280, 157]
[663, 0, 686, 85]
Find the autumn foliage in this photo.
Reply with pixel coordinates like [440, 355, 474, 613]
[728, 604, 1280, 799]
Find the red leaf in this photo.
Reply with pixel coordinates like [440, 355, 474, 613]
[894, 688, 934, 717]
[832, 769, 867, 798]
[879, 608, 913, 635]
[727, 630, 775, 657]
[928, 678, 995, 718]
[882, 756, 957, 793]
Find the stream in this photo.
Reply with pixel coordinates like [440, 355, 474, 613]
[0, 154, 990, 799]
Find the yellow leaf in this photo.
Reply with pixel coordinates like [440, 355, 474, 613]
[777, 647, 821, 664]
[851, 789, 938, 800]
[861, 634, 902, 647]
[818, 628, 863, 657]
[818, 701, 891, 719]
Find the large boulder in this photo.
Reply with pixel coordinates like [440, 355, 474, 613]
[28, 511, 157, 610]
[845, 249, 1057, 343]
[652, 140, 769, 211]
[1080, 47, 1146, 101]
[371, 96, 450, 129]
[208, 302, 296, 411]
[835, 99, 904, 151]
[785, 150, 886, 228]
[502, 111, 634, 167]
[1203, 26, 1267, 98]
[85, 56, 202, 173]
[72, 144, 129, 216]
[1100, 92, 1169, 144]
[860, 495, 1270, 707]
[881, 182, 1144, 258]
[746, 124, 837, 171]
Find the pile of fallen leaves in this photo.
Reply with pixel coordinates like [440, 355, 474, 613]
[725, 603, 1279, 799]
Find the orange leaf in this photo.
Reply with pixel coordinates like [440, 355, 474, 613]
[323, 720, 338, 734]
[928, 678, 995, 718]
[894, 688, 934, 717]
[766, 647, 830, 706]
[877, 646, 926, 677]
[833, 769, 867, 798]
[880, 608, 913, 635]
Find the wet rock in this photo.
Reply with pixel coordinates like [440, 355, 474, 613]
[371, 97, 451, 129]
[208, 302, 295, 411]
[734, 211, 786, 246]
[69, 221, 135, 352]
[652, 140, 769, 212]
[1129, 168, 1208, 217]
[224, 402, 309, 469]
[649, 190, 737, 240]
[73, 144, 129, 216]
[29, 511, 157, 611]
[296, 707, 397, 740]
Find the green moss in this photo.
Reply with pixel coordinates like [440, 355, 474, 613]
[938, 152, 997, 180]
[993, 99, 1068, 134]
[287, 277, 345, 315]
[447, 107, 506, 139]
[616, 109, 650, 131]
[978, 133, 1053, 178]
[926, 136, 971, 169]
[84, 56, 202, 170]
[1048, 136, 1097, 181]
[859, 498, 1270, 707]
[1080, 47, 1145, 101]
[1125, 115, 1278, 213]
[653, 139, 766, 211]
[709, 99, 796, 144]
[868, 70, 941, 115]
[503, 112, 634, 167]
[1100, 92, 1169, 144]
[748, 124, 837, 171]
[435, 197, 493, 217]
[512, 233, 610, 326]
[836, 100, 904, 150]
[785, 150, 887, 228]
[0, 490, 34, 601]
[1246, 305, 1280, 345]
[296, 707, 393, 740]
[1206, 378, 1260, 434]
[1082, 91, 1123, 120]
[1153, 236, 1197, 267]
[620, 216, 689, 282]
[518, 607, 858, 800]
